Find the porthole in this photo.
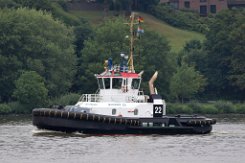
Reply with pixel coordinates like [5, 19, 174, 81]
[149, 122, 153, 127]
[112, 109, 116, 115]
[142, 122, 147, 127]
[134, 109, 138, 115]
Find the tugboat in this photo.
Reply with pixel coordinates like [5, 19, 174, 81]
[32, 13, 216, 135]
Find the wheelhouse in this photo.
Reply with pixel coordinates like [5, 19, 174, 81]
[96, 72, 141, 92]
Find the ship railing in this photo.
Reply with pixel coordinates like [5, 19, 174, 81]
[126, 95, 149, 103]
[110, 65, 128, 73]
[79, 94, 149, 103]
[79, 94, 102, 102]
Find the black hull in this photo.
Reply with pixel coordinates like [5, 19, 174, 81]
[32, 108, 216, 135]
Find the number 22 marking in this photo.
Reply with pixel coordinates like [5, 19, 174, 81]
[154, 106, 162, 114]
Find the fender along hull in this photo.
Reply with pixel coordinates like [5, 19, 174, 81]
[32, 108, 215, 135]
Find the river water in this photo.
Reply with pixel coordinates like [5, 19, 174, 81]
[0, 115, 245, 163]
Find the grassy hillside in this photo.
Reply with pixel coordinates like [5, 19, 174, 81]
[139, 13, 205, 52]
[69, 10, 205, 52]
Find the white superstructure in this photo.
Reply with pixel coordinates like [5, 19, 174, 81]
[75, 67, 166, 118]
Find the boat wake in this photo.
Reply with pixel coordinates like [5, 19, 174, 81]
[32, 129, 87, 138]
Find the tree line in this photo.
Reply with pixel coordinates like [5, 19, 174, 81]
[0, 0, 244, 114]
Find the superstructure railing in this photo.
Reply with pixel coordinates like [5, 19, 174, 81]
[78, 94, 149, 103]
[79, 94, 102, 102]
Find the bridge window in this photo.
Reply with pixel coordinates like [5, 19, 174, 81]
[131, 79, 140, 89]
[104, 78, 110, 89]
[112, 78, 122, 89]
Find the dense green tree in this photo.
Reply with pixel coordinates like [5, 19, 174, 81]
[0, 0, 92, 57]
[184, 40, 202, 52]
[228, 23, 245, 90]
[180, 40, 209, 79]
[13, 71, 48, 111]
[136, 29, 175, 97]
[97, 0, 159, 12]
[178, 9, 245, 100]
[0, 0, 19, 8]
[0, 8, 76, 101]
[150, 4, 212, 33]
[0, 0, 51, 10]
[170, 63, 206, 102]
[176, 40, 211, 100]
[203, 9, 245, 99]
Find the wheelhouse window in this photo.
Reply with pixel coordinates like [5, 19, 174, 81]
[97, 78, 104, 89]
[112, 78, 122, 89]
[131, 79, 140, 89]
[104, 78, 110, 89]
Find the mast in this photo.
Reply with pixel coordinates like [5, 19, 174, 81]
[126, 12, 143, 73]
[129, 12, 135, 73]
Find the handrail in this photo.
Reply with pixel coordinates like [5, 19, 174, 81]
[78, 94, 148, 103]
[79, 94, 102, 102]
